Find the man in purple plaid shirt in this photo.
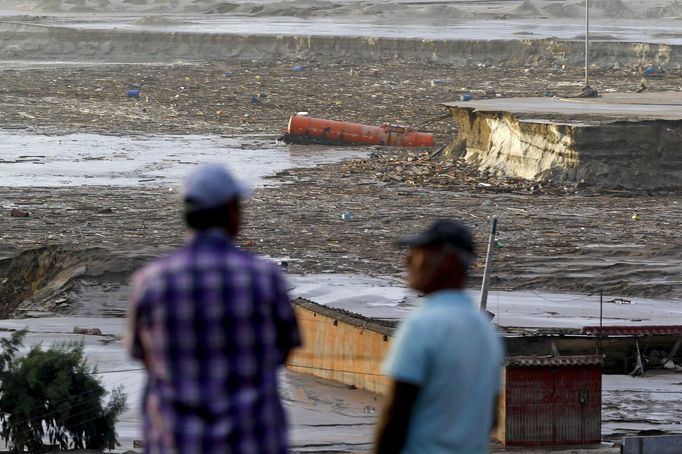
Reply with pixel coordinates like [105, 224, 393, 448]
[126, 164, 301, 454]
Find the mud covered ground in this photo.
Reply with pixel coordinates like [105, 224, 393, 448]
[2, 60, 681, 138]
[1, 60, 682, 318]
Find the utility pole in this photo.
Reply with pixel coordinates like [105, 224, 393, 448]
[479, 217, 497, 313]
[597, 289, 603, 355]
[585, 0, 590, 86]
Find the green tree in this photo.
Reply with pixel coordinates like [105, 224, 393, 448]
[0, 331, 127, 453]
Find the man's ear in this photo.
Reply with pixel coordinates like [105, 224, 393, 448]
[442, 252, 466, 284]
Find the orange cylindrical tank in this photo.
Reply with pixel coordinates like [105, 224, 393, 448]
[287, 115, 434, 147]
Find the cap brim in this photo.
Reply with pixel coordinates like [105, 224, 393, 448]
[394, 233, 434, 247]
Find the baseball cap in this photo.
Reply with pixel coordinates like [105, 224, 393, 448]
[183, 164, 252, 212]
[396, 219, 475, 259]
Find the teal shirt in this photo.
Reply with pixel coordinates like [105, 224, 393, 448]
[383, 290, 504, 454]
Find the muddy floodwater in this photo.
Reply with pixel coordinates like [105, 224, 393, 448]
[0, 131, 368, 187]
[46, 16, 682, 44]
[0, 317, 382, 452]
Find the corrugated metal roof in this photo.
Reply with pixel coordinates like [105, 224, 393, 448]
[506, 355, 603, 367]
[504, 366, 602, 446]
[582, 325, 682, 336]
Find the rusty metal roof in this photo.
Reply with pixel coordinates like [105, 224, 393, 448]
[294, 298, 396, 336]
[582, 325, 682, 336]
[506, 355, 603, 368]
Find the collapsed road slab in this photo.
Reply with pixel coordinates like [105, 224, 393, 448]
[443, 92, 682, 189]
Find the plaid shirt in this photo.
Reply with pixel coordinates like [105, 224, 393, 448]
[127, 229, 301, 454]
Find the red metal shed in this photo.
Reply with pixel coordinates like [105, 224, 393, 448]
[496, 355, 602, 447]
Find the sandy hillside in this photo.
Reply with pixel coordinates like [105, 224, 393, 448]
[0, 0, 680, 19]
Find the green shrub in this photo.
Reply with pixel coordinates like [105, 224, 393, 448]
[0, 330, 127, 453]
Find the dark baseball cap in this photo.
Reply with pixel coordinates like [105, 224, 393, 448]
[396, 219, 475, 258]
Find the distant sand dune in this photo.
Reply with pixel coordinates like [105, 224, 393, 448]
[645, 1, 682, 18]
[512, 0, 544, 18]
[543, 3, 584, 18]
[0, 0, 678, 21]
[595, 0, 634, 18]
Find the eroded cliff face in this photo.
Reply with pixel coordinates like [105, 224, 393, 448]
[446, 106, 682, 188]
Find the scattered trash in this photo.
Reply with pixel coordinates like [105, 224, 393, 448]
[663, 359, 678, 370]
[10, 208, 29, 218]
[367, 68, 380, 77]
[459, 94, 473, 101]
[280, 115, 434, 147]
[569, 84, 599, 98]
[243, 240, 256, 247]
[280, 260, 289, 268]
[223, 71, 233, 77]
[127, 89, 140, 98]
[643, 65, 664, 77]
[341, 211, 352, 221]
[293, 65, 304, 72]
[632, 213, 641, 221]
[543, 91, 554, 97]
[430, 79, 449, 86]
[73, 327, 102, 335]
[608, 298, 633, 305]
[250, 95, 261, 104]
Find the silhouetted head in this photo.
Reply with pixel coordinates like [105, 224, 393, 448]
[396, 219, 475, 294]
[182, 164, 251, 238]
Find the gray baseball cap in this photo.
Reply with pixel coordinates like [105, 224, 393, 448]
[183, 164, 251, 212]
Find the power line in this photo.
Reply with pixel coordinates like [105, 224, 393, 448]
[3, 379, 148, 448]
[528, 290, 597, 304]
[0, 368, 145, 419]
[286, 362, 385, 378]
[96, 367, 145, 375]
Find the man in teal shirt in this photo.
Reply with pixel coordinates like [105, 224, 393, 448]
[375, 219, 504, 454]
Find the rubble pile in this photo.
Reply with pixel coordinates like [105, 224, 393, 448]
[333, 151, 578, 196]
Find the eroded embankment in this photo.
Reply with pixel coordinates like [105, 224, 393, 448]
[446, 106, 682, 188]
[0, 21, 680, 67]
[0, 246, 148, 317]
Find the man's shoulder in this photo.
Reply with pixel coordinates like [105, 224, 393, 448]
[407, 300, 498, 339]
